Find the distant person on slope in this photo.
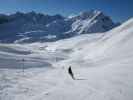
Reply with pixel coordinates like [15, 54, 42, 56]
[68, 66, 75, 80]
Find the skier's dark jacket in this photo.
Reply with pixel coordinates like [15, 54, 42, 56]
[68, 66, 74, 79]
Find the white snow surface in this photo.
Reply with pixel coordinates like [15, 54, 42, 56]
[0, 18, 133, 100]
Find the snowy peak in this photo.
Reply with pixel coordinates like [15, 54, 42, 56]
[71, 10, 111, 22]
[73, 10, 102, 20]
[71, 10, 116, 34]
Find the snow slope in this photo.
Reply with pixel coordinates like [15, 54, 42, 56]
[0, 18, 133, 100]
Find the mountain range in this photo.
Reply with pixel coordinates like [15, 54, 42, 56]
[0, 10, 119, 43]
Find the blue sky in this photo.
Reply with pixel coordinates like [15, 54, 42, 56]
[0, 0, 132, 22]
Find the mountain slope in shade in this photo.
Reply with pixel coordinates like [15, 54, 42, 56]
[0, 10, 118, 43]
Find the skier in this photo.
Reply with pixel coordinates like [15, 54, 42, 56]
[68, 66, 75, 80]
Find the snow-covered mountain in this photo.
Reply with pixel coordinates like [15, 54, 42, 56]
[0, 10, 118, 43]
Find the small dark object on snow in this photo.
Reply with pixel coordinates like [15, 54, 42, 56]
[68, 66, 75, 80]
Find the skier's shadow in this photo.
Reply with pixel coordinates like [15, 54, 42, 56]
[75, 78, 87, 80]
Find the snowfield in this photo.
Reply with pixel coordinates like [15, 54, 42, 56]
[0, 18, 133, 100]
